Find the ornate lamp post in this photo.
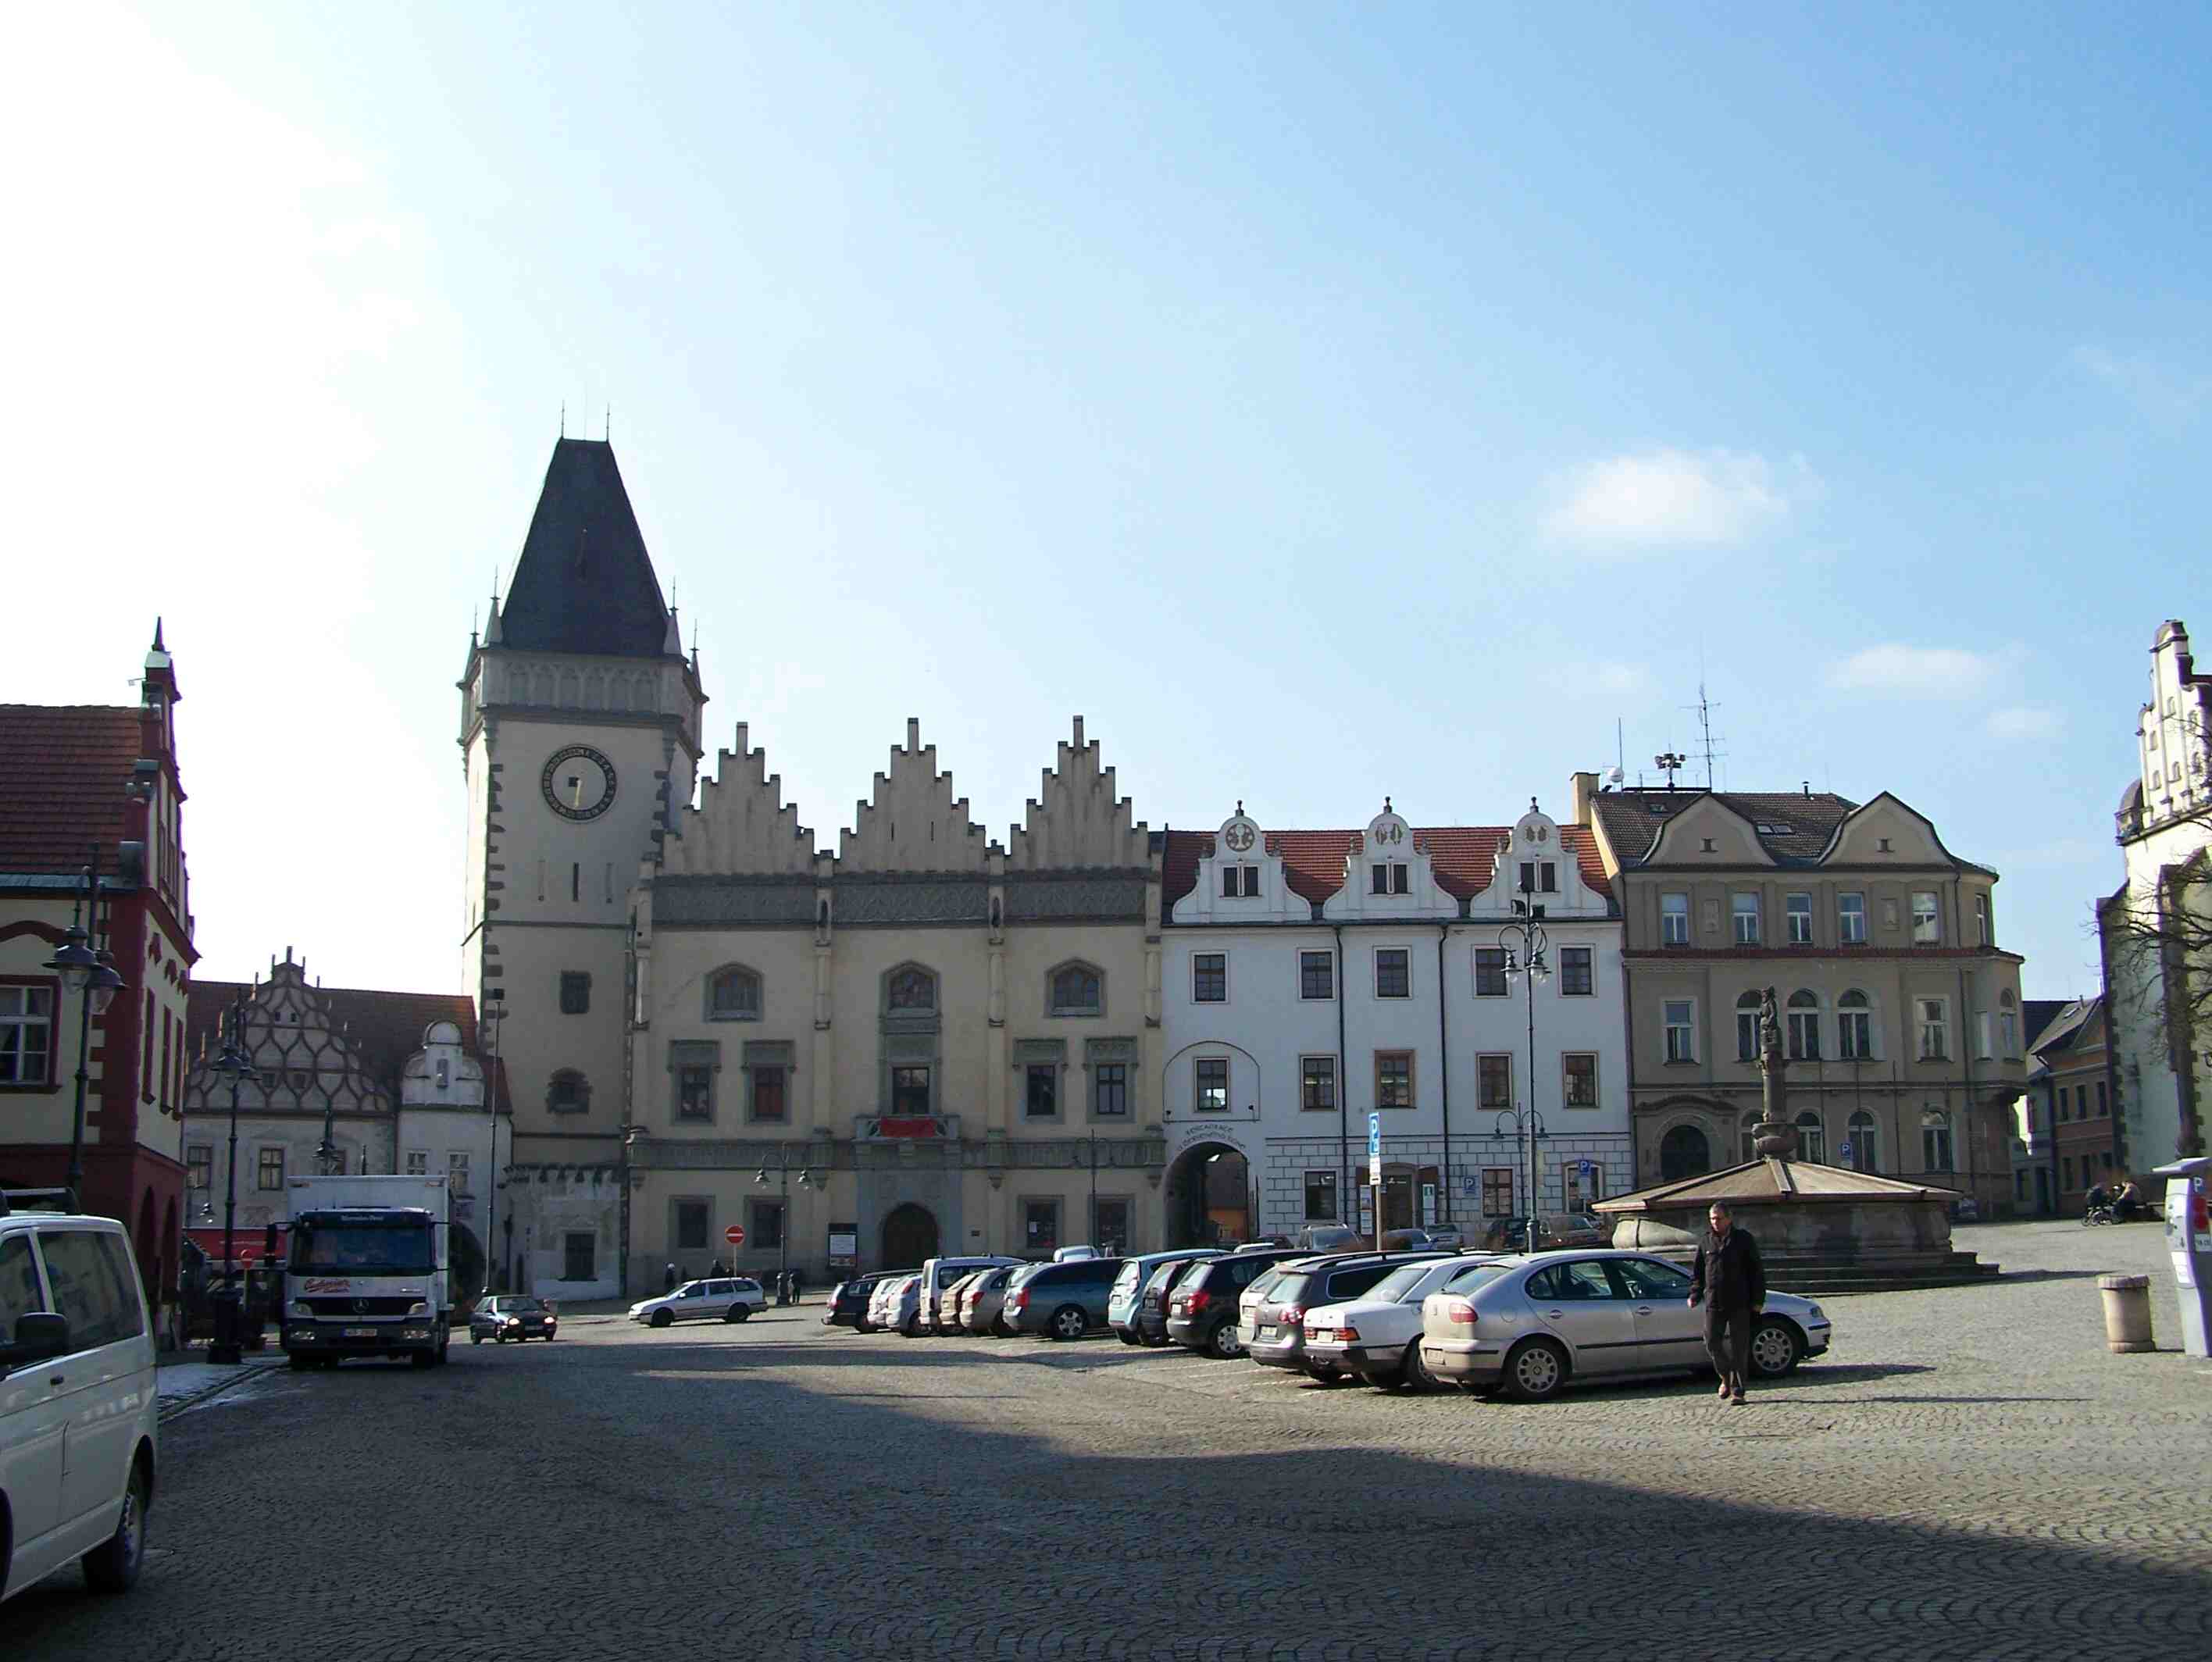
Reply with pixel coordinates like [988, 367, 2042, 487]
[754, 1150, 815, 1302]
[208, 990, 254, 1364]
[1499, 900, 1550, 1254]
[44, 851, 127, 1213]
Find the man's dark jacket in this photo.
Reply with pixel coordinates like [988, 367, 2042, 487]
[1689, 1226, 1765, 1311]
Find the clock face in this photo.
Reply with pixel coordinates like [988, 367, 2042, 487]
[542, 745, 617, 821]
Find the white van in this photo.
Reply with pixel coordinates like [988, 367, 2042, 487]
[1, 1191, 158, 1603]
[910, 1254, 1022, 1336]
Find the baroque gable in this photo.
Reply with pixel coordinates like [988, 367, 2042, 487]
[1322, 801, 1455, 922]
[1005, 717, 1150, 872]
[662, 721, 815, 878]
[838, 719, 990, 874]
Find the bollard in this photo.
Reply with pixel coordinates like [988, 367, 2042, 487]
[2098, 1274, 2154, 1353]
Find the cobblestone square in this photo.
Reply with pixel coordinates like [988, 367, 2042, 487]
[10, 1220, 2207, 1660]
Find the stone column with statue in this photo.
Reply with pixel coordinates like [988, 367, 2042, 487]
[1752, 986, 1798, 1160]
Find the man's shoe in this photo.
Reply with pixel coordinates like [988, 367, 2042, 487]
[1716, 1381, 1731, 1400]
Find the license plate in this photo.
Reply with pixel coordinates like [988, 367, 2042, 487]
[344, 1327, 377, 1338]
[1255, 1325, 1275, 1340]
[1309, 1331, 1334, 1345]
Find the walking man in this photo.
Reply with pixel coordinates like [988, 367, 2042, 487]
[1688, 1200, 1764, 1404]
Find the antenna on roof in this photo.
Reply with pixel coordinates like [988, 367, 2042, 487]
[559, 401, 565, 439]
[605, 405, 612, 443]
[1684, 675, 1725, 790]
[1610, 718, 1625, 786]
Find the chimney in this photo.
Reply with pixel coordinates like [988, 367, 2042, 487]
[1803, 780, 1811, 797]
[1570, 771, 1599, 826]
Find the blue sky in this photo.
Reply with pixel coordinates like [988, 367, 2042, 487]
[6, 3, 2204, 999]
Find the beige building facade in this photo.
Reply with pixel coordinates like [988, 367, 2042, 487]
[1586, 778, 2028, 1216]
[626, 716, 1164, 1287]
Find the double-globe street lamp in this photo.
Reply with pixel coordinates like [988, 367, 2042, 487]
[208, 990, 255, 1364]
[753, 1149, 816, 1302]
[43, 850, 127, 1214]
[1497, 899, 1549, 1254]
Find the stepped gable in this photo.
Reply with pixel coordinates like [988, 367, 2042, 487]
[1161, 824, 1610, 910]
[837, 719, 990, 874]
[496, 438, 676, 660]
[1005, 717, 1150, 872]
[662, 722, 814, 877]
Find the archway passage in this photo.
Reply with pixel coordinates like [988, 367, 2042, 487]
[880, 1204, 939, 1270]
[451, 1222, 487, 1307]
[1164, 1143, 1250, 1249]
[1659, 1124, 1713, 1183]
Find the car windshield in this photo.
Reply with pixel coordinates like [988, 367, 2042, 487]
[1246, 1268, 1286, 1303]
[1366, 1262, 1440, 1303]
[501, 1296, 544, 1312]
[291, 1220, 436, 1275]
[1442, 1263, 1513, 1296]
[1111, 1262, 1142, 1293]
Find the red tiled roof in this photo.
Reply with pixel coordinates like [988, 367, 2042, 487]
[1162, 826, 1612, 911]
[186, 979, 508, 1110]
[0, 705, 144, 874]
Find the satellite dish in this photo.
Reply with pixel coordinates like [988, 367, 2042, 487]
[1607, 767, 1624, 784]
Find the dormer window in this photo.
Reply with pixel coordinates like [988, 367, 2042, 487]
[1220, 865, 1260, 898]
[1370, 862, 1409, 895]
[1518, 861, 1557, 893]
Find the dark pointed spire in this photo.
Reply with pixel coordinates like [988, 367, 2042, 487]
[152, 617, 166, 653]
[496, 439, 675, 658]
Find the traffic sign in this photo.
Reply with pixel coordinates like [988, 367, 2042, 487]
[1367, 1111, 1382, 1157]
[723, 1223, 747, 1247]
[1577, 1160, 1593, 1178]
[1462, 1175, 1477, 1197]
[1837, 1141, 1853, 1162]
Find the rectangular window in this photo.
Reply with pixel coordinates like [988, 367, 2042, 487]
[2097, 1081, 2108, 1117]
[1911, 891, 1939, 944]
[1300, 1055, 1337, 1111]
[1025, 1063, 1058, 1119]
[1194, 1057, 1229, 1112]
[564, 1232, 597, 1282]
[1024, 1199, 1060, 1257]
[186, 1144, 212, 1191]
[1664, 1000, 1696, 1063]
[1375, 1050, 1414, 1108]
[0, 984, 55, 1085]
[1478, 1053, 1512, 1108]
[405, 1150, 428, 1176]
[1661, 892, 1690, 946]
[751, 1065, 788, 1124]
[1481, 1168, 1514, 1218]
[1303, 1170, 1339, 1222]
[2062, 1156, 2075, 1189]
[1974, 894, 1990, 947]
[751, 1199, 786, 1250]
[1220, 864, 1258, 897]
[1092, 1198, 1130, 1255]
[1191, 953, 1226, 1003]
[891, 1065, 930, 1115]
[1299, 950, 1334, 1000]
[1540, 861, 1557, 893]
[448, 1150, 470, 1192]
[1839, 892, 1868, 944]
[675, 1200, 710, 1252]
[559, 971, 591, 1015]
[1092, 1062, 1128, 1118]
[1916, 997, 1950, 1061]
[257, 1147, 286, 1191]
[1474, 948, 1508, 997]
[1788, 1002, 1821, 1061]
[1732, 892, 1761, 945]
[1737, 999, 1761, 1061]
[1374, 947, 1411, 999]
[1372, 862, 1410, 895]
[1558, 947, 1593, 997]
[2057, 1086, 2070, 1122]
[1562, 1053, 1597, 1107]
[673, 1041, 716, 1122]
[1786, 893, 1814, 945]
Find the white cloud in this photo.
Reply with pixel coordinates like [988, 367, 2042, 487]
[1986, 705, 2063, 740]
[2072, 344, 2209, 421]
[1826, 644, 2003, 697]
[1544, 448, 1816, 551]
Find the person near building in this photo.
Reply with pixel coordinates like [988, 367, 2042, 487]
[1688, 1200, 1764, 1405]
[664, 1262, 678, 1293]
[708, 1257, 727, 1278]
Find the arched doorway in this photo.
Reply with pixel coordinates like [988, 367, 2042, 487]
[880, 1204, 938, 1269]
[1659, 1124, 1713, 1182]
[1164, 1143, 1250, 1248]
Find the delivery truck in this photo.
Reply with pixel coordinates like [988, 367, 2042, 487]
[276, 1174, 454, 1369]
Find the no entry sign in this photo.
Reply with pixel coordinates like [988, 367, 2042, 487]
[723, 1224, 746, 1248]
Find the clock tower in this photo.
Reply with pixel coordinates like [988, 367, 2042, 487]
[457, 437, 705, 1296]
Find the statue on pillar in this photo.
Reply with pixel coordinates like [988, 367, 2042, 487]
[1753, 985, 1797, 1159]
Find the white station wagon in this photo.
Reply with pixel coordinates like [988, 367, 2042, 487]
[2, 1193, 158, 1604]
[628, 1277, 767, 1328]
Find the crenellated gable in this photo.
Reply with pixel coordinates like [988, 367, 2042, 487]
[838, 719, 992, 874]
[662, 721, 815, 877]
[1005, 717, 1150, 872]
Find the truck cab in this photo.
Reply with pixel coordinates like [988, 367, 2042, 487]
[278, 1175, 454, 1369]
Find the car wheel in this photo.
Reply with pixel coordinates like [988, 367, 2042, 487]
[722, 1306, 743, 1324]
[472, 1333, 483, 1345]
[1502, 1338, 1568, 1402]
[1049, 1304, 1088, 1342]
[855, 1318, 875, 1333]
[731, 1305, 751, 1322]
[1749, 1317, 1803, 1379]
[901, 1315, 919, 1337]
[650, 1309, 673, 1329]
[410, 1349, 437, 1369]
[1139, 1328, 1168, 1349]
[81, 1458, 148, 1593]
[495, 1330, 508, 1343]
[1117, 1329, 1140, 1346]
[1401, 1339, 1437, 1393]
[1207, 1320, 1245, 1361]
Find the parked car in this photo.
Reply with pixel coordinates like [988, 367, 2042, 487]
[863, 1272, 914, 1333]
[1001, 1256, 1124, 1339]
[928, 1271, 986, 1335]
[469, 1294, 558, 1343]
[823, 1271, 899, 1329]
[1, 1192, 158, 1603]
[627, 1276, 767, 1328]
[1241, 1251, 1447, 1382]
[1052, 1245, 1101, 1262]
[958, 1265, 1020, 1334]
[1418, 1249, 1832, 1402]
[1423, 1225, 1468, 1251]
[1293, 1225, 1362, 1251]
[1130, 1255, 1224, 1346]
[1108, 1250, 1213, 1343]
[872, 1274, 922, 1336]
[1165, 1247, 1308, 1357]
[1300, 1256, 1502, 1389]
[1379, 1229, 1435, 1250]
[913, 1255, 1024, 1336]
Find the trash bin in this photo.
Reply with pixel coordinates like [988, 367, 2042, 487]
[2097, 1274, 2154, 1353]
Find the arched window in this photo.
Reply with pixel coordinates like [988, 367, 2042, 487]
[1997, 987, 2019, 1055]
[1794, 1110, 1826, 1164]
[706, 965, 762, 1022]
[1846, 1109, 1880, 1172]
[887, 966, 936, 1011]
[1786, 990, 1822, 1061]
[1735, 991, 1762, 1061]
[1921, 1108, 1953, 1172]
[1048, 962, 1103, 1017]
[548, 1069, 590, 1114]
[1837, 990, 1875, 1060]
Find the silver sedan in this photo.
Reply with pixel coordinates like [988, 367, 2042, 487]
[1418, 1249, 1831, 1402]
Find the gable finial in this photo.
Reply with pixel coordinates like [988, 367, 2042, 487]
[152, 617, 166, 652]
[1383, 795, 1393, 815]
[1235, 800, 1243, 815]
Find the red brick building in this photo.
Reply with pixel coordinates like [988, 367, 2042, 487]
[0, 625, 196, 1314]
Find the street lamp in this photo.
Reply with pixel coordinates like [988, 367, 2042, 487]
[45, 851, 127, 1214]
[481, 998, 504, 1293]
[207, 990, 254, 1365]
[754, 1150, 815, 1302]
[1499, 900, 1550, 1254]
